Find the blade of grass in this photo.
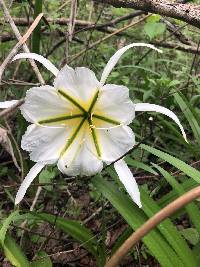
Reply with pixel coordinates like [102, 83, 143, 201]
[140, 144, 200, 183]
[0, 211, 20, 245]
[141, 187, 197, 267]
[93, 175, 185, 267]
[159, 179, 198, 207]
[173, 91, 200, 145]
[2, 233, 30, 267]
[153, 164, 200, 235]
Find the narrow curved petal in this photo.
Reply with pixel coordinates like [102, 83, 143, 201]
[58, 123, 103, 176]
[94, 84, 135, 125]
[114, 159, 142, 208]
[100, 43, 162, 86]
[54, 65, 100, 104]
[21, 85, 80, 125]
[97, 126, 135, 163]
[21, 123, 77, 163]
[0, 100, 18, 108]
[15, 162, 45, 205]
[12, 53, 59, 76]
[135, 103, 187, 142]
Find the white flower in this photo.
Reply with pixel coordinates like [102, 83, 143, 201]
[0, 43, 187, 207]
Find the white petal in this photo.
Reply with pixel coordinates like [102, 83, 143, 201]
[0, 100, 18, 108]
[58, 144, 103, 176]
[114, 159, 141, 208]
[15, 162, 45, 205]
[97, 125, 135, 163]
[21, 123, 74, 163]
[54, 65, 100, 103]
[12, 53, 59, 76]
[135, 103, 187, 142]
[100, 43, 162, 86]
[58, 123, 103, 176]
[21, 85, 79, 125]
[94, 84, 135, 125]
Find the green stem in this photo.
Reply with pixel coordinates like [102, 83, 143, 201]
[32, 0, 43, 53]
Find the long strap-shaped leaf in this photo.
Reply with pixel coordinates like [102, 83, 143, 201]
[153, 164, 200, 235]
[2, 233, 30, 267]
[93, 175, 186, 267]
[140, 187, 197, 267]
[141, 144, 200, 183]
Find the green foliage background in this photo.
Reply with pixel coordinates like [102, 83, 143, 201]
[0, 1, 200, 266]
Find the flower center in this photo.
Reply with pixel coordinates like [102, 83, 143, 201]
[38, 89, 120, 159]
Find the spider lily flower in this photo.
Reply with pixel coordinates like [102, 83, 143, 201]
[0, 43, 187, 207]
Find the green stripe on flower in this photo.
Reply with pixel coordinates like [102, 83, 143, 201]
[88, 117, 101, 157]
[88, 90, 99, 113]
[38, 114, 84, 124]
[93, 114, 120, 125]
[62, 117, 86, 155]
[58, 89, 86, 113]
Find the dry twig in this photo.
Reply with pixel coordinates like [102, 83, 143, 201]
[0, 0, 44, 84]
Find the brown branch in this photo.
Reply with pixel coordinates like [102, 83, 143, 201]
[0, 0, 44, 84]
[69, 15, 150, 63]
[151, 40, 200, 54]
[94, 0, 200, 29]
[105, 185, 200, 267]
[0, 11, 144, 31]
[0, 33, 15, 42]
[0, 99, 24, 118]
[0, 13, 43, 83]
[0, 17, 93, 27]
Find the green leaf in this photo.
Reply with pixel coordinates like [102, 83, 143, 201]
[173, 92, 200, 145]
[193, 242, 200, 263]
[140, 144, 200, 183]
[32, 0, 43, 54]
[125, 157, 158, 175]
[146, 14, 161, 23]
[93, 175, 186, 267]
[30, 251, 52, 267]
[158, 179, 197, 207]
[32, 212, 97, 256]
[180, 228, 199, 245]
[141, 188, 197, 267]
[39, 169, 56, 191]
[0, 211, 20, 245]
[153, 164, 200, 235]
[144, 21, 166, 39]
[2, 233, 30, 267]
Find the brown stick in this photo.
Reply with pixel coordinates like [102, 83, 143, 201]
[105, 185, 200, 267]
[0, 13, 43, 82]
[151, 40, 200, 54]
[0, 0, 44, 84]
[94, 0, 200, 29]
[0, 99, 24, 118]
[69, 14, 150, 63]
